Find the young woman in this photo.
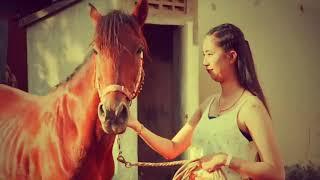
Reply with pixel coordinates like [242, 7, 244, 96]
[128, 23, 285, 180]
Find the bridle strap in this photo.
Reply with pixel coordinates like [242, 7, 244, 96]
[98, 85, 132, 100]
[130, 58, 144, 99]
[95, 57, 144, 101]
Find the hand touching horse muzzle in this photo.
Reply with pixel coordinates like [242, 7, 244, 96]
[94, 50, 144, 134]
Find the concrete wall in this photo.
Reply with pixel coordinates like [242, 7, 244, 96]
[178, 22, 200, 161]
[27, 0, 107, 94]
[198, 0, 320, 166]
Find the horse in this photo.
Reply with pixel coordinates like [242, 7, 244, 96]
[0, 0, 148, 179]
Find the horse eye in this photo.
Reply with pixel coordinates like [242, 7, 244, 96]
[136, 47, 144, 59]
[136, 47, 144, 54]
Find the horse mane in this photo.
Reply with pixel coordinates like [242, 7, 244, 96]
[94, 10, 149, 60]
[55, 10, 148, 88]
[54, 50, 94, 88]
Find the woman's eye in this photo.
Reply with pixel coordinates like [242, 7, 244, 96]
[203, 53, 213, 57]
[93, 49, 98, 54]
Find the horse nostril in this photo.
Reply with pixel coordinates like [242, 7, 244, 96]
[98, 103, 106, 120]
[116, 104, 128, 123]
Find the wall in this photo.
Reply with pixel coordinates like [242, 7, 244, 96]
[198, 0, 320, 165]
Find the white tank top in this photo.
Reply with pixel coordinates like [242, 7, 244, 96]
[189, 94, 258, 180]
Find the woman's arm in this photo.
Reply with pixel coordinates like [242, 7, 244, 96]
[129, 109, 200, 160]
[199, 96, 285, 180]
[231, 96, 285, 179]
[128, 97, 213, 160]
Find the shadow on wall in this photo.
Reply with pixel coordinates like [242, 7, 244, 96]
[28, 1, 95, 95]
[248, 0, 264, 7]
[0, 19, 7, 84]
[210, 0, 264, 11]
[285, 162, 320, 180]
[4, 65, 18, 87]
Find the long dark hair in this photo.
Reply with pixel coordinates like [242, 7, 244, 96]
[207, 23, 270, 114]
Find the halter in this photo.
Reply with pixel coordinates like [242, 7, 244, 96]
[94, 55, 145, 103]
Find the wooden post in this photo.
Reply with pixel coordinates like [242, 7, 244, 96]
[7, 19, 27, 91]
[0, 19, 8, 84]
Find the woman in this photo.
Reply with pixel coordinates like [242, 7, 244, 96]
[128, 23, 285, 180]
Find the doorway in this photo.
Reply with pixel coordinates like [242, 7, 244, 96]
[138, 24, 183, 180]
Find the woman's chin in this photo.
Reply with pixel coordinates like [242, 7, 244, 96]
[210, 75, 222, 83]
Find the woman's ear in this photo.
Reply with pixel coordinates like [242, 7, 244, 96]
[228, 50, 238, 64]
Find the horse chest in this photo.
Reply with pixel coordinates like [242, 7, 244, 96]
[72, 135, 116, 180]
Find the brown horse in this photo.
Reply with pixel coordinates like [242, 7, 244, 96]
[0, 0, 148, 179]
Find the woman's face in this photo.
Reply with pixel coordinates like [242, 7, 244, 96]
[202, 35, 234, 82]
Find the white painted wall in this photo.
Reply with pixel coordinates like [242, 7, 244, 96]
[198, 0, 320, 166]
[178, 21, 200, 160]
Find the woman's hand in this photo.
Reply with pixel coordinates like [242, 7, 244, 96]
[199, 152, 227, 172]
[127, 114, 141, 132]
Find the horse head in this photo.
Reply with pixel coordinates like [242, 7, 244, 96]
[89, 0, 148, 134]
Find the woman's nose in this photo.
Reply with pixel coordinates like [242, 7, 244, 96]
[203, 57, 209, 66]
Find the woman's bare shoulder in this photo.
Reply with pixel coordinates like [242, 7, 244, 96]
[243, 92, 266, 111]
[199, 94, 219, 114]
[239, 91, 270, 124]
[187, 94, 218, 127]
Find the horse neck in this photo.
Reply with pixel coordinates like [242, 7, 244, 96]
[49, 55, 117, 177]
[64, 54, 99, 126]
[54, 55, 103, 161]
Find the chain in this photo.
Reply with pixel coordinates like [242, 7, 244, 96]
[115, 136, 227, 180]
[116, 136, 188, 168]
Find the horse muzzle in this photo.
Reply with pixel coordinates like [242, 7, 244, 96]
[98, 101, 129, 134]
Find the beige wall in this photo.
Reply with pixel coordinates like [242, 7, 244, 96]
[198, 0, 320, 165]
[27, 0, 110, 94]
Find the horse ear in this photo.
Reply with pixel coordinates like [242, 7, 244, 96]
[89, 3, 102, 25]
[132, 0, 148, 26]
